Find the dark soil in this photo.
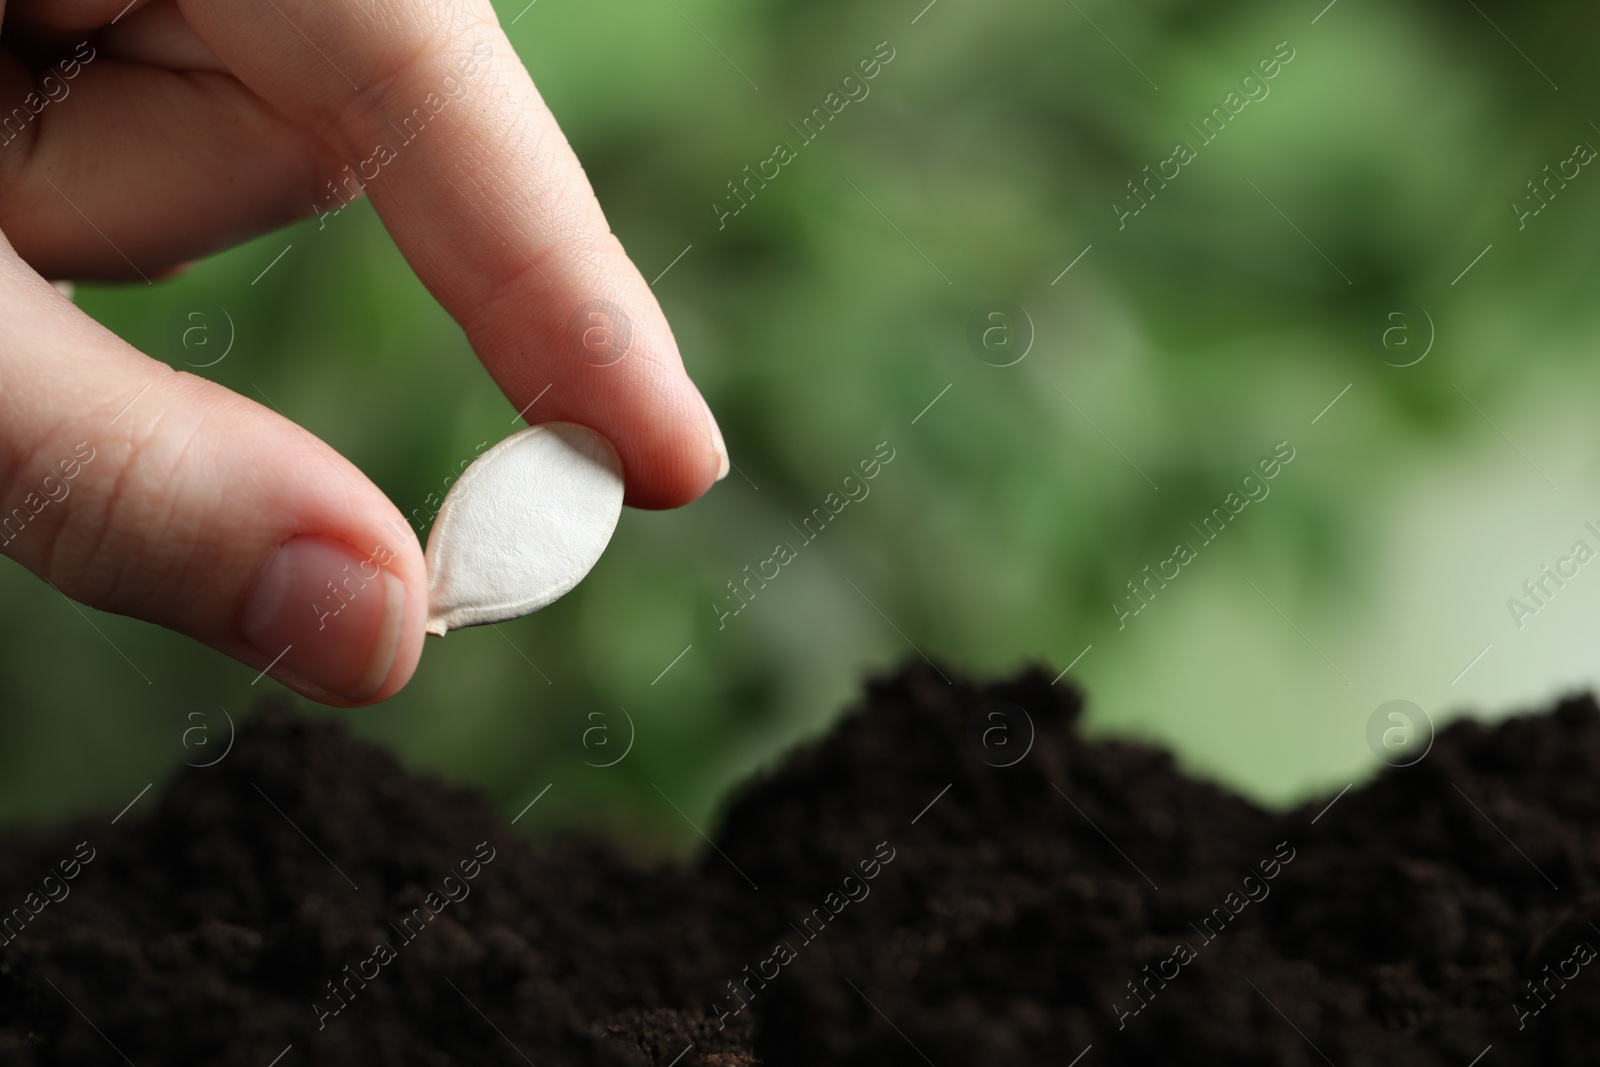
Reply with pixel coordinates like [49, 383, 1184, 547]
[2, 662, 1599, 1065]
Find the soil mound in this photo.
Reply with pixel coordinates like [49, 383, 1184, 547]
[1, 663, 1597, 1065]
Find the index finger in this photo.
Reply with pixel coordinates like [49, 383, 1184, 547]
[178, 0, 728, 508]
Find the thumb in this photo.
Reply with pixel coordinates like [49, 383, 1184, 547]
[0, 255, 425, 706]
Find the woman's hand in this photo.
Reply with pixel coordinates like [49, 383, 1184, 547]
[0, 0, 727, 705]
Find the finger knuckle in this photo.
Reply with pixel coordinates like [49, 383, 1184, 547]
[37, 412, 203, 618]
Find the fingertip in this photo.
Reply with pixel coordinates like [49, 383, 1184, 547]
[700, 392, 731, 484]
[240, 535, 424, 705]
[616, 391, 728, 510]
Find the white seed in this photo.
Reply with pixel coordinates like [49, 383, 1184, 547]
[423, 423, 624, 636]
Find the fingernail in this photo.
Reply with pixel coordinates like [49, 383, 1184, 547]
[700, 394, 729, 482]
[242, 536, 406, 702]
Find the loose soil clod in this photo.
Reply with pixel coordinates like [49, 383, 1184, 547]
[2, 663, 1600, 1064]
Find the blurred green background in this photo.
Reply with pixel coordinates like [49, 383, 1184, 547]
[5, 0, 1600, 853]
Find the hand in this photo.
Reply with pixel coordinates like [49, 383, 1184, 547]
[0, 0, 727, 706]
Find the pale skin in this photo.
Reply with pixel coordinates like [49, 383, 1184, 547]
[0, 0, 728, 706]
